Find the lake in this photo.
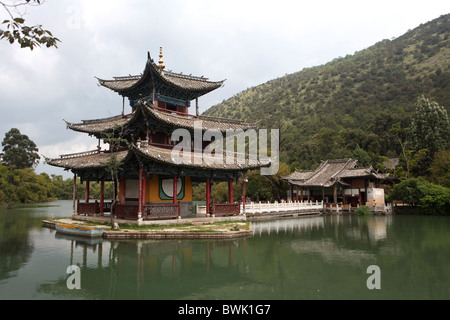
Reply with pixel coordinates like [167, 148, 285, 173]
[0, 200, 449, 300]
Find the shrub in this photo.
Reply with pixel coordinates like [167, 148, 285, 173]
[355, 205, 372, 215]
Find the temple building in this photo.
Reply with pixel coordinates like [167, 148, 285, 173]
[45, 48, 267, 221]
[282, 158, 389, 207]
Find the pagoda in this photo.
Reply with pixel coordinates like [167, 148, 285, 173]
[45, 48, 267, 221]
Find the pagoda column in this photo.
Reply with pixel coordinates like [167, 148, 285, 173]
[85, 180, 90, 203]
[228, 179, 233, 203]
[138, 165, 143, 221]
[173, 175, 177, 204]
[242, 174, 246, 212]
[100, 179, 104, 216]
[72, 174, 77, 213]
[206, 178, 211, 215]
[142, 175, 147, 207]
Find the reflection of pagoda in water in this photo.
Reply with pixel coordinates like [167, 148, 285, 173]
[45, 48, 267, 221]
[252, 216, 324, 235]
[39, 235, 250, 299]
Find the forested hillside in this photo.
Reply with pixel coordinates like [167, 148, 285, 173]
[204, 14, 450, 171]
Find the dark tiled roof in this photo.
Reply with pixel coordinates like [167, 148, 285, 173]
[44, 143, 269, 172]
[65, 102, 258, 135]
[44, 150, 129, 170]
[337, 167, 374, 178]
[284, 158, 387, 188]
[132, 143, 269, 171]
[143, 103, 258, 131]
[282, 170, 315, 181]
[303, 159, 358, 187]
[65, 114, 133, 134]
[97, 52, 224, 95]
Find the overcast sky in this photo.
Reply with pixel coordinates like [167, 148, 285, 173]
[1, 0, 449, 178]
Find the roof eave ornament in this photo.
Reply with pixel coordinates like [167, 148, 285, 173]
[158, 47, 165, 74]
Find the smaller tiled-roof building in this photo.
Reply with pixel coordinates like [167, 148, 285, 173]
[282, 158, 389, 207]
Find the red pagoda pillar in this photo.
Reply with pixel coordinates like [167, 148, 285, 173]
[228, 179, 233, 203]
[173, 175, 178, 204]
[85, 180, 90, 203]
[138, 166, 143, 219]
[142, 175, 147, 207]
[72, 174, 77, 213]
[206, 178, 211, 215]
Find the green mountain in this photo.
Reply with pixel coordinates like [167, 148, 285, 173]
[204, 14, 450, 170]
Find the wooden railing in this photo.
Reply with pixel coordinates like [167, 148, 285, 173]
[113, 203, 180, 220]
[77, 200, 112, 215]
[114, 203, 139, 220]
[210, 203, 240, 216]
[77, 200, 99, 214]
[144, 203, 180, 220]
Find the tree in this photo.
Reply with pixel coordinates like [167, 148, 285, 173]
[410, 95, 449, 157]
[352, 145, 372, 167]
[1, 128, 39, 169]
[0, 0, 60, 50]
[429, 150, 450, 188]
[390, 122, 411, 179]
[100, 125, 128, 224]
[388, 178, 450, 214]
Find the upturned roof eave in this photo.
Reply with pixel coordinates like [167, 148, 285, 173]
[96, 52, 225, 96]
[130, 143, 270, 171]
[64, 102, 259, 136]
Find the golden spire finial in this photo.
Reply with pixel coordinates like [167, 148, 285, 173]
[158, 47, 165, 71]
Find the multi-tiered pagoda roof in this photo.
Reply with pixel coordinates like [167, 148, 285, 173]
[45, 48, 267, 221]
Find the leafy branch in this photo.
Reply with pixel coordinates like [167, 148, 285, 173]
[0, 0, 60, 50]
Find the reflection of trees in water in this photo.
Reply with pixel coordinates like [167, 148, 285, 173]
[0, 207, 41, 281]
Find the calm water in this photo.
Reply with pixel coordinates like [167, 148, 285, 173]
[0, 200, 449, 300]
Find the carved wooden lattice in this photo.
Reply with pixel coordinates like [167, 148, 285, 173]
[211, 203, 240, 216]
[114, 203, 139, 219]
[144, 204, 179, 220]
[77, 200, 99, 215]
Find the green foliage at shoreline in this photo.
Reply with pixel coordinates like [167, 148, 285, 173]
[0, 164, 113, 204]
[355, 206, 373, 216]
[389, 178, 450, 215]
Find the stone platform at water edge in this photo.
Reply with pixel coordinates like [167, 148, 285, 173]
[42, 214, 252, 239]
